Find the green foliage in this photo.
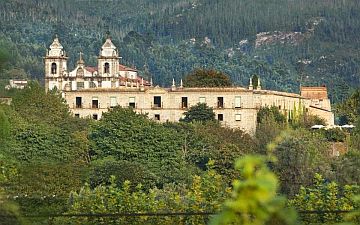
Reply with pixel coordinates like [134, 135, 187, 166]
[189, 122, 255, 181]
[0, 155, 27, 225]
[0, 108, 10, 144]
[341, 195, 360, 225]
[88, 157, 158, 189]
[4, 162, 86, 223]
[335, 89, 360, 125]
[323, 128, 347, 142]
[11, 81, 70, 126]
[1, 1, 360, 100]
[271, 129, 333, 196]
[180, 103, 216, 123]
[55, 164, 228, 225]
[256, 107, 286, 154]
[89, 106, 198, 185]
[297, 114, 326, 128]
[183, 68, 232, 87]
[334, 150, 360, 185]
[289, 173, 359, 224]
[0, 47, 9, 69]
[0, 199, 26, 225]
[210, 155, 298, 225]
[257, 106, 287, 124]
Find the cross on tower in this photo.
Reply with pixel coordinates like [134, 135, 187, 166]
[79, 52, 83, 61]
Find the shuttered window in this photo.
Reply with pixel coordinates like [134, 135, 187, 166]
[235, 96, 241, 108]
[110, 97, 117, 108]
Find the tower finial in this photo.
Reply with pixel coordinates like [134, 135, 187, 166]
[150, 77, 153, 87]
[257, 77, 261, 90]
[77, 51, 85, 65]
[171, 78, 176, 91]
[249, 76, 253, 90]
[180, 79, 183, 88]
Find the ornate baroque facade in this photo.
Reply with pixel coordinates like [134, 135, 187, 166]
[45, 37, 334, 134]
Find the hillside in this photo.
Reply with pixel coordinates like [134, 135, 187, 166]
[0, 0, 360, 102]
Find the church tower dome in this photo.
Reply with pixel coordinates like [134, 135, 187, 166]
[98, 37, 120, 77]
[44, 35, 68, 91]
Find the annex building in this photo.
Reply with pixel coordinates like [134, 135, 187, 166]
[45, 36, 334, 134]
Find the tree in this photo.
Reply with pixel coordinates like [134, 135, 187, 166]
[289, 173, 357, 224]
[210, 155, 299, 225]
[0, 47, 9, 70]
[54, 163, 228, 225]
[0, 108, 10, 146]
[183, 68, 232, 87]
[0, 155, 27, 225]
[88, 157, 158, 189]
[255, 106, 286, 154]
[257, 106, 286, 124]
[11, 81, 70, 126]
[334, 150, 360, 185]
[180, 103, 216, 123]
[89, 106, 198, 185]
[335, 89, 360, 125]
[271, 129, 333, 197]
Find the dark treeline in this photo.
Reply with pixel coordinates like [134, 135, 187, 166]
[0, 0, 359, 102]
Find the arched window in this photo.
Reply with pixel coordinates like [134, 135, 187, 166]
[51, 63, 57, 74]
[104, 62, 110, 73]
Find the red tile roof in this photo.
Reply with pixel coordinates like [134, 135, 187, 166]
[119, 64, 137, 72]
[84, 64, 137, 72]
[85, 67, 97, 73]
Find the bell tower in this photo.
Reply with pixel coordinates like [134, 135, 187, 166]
[98, 37, 120, 77]
[44, 35, 68, 91]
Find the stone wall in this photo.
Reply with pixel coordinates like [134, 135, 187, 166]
[64, 86, 335, 135]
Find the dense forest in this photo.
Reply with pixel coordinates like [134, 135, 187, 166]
[0, 0, 360, 102]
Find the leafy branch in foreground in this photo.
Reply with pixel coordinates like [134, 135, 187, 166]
[210, 155, 299, 225]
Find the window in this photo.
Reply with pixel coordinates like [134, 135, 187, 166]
[77, 82, 84, 90]
[154, 96, 161, 108]
[234, 96, 241, 108]
[218, 114, 224, 121]
[154, 114, 160, 121]
[104, 62, 110, 73]
[110, 97, 117, 108]
[181, 97, 188, 108]
[92, 97, 99, 108]
[235, 114, 242, 121]
[76, 97, 82, 108]
[199, 97, 206, 103]
[51, 63, 57, 74]
[93, 114, 98, 120]
[217, 97, 224, 108]
[129, 97, 136, 108]
[89, 81, 97, 88]
[75, 114, 80, 118]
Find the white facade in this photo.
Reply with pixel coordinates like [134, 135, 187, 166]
[45, 36, 335, 135]
[44, 37, 148, 92]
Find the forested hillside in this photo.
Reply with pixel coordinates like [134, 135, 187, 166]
[1, 0, 360, 101]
